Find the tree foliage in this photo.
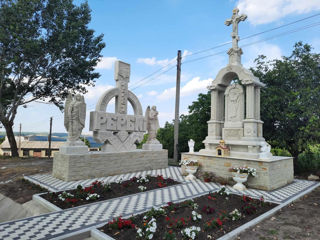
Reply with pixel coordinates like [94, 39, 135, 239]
[158, 92, 211, 159]
[252, 42, 320, 161]
[0, 0, 105, 156]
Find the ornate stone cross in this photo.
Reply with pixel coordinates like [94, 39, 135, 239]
[225, 8, 247, 50]
[90, 61, 146, 152]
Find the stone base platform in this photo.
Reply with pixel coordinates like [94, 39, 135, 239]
[181, 152, 293, 191]
[52, 150, 168, 181]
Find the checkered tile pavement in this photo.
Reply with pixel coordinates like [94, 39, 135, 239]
[0, 167, 318, 240]
[24, 166, 185, 192]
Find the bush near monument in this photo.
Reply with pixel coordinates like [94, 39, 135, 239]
[99, 188, 276, 240]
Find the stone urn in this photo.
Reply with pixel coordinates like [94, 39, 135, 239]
[232, 173, 248, 191]
[185, 165, 198, 181]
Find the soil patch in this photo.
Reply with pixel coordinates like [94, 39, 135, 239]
[42, 175, 179, 209]
[99, 189, 276, 240]
[0, 178, 47, 203]
[0, 157, 52, 182]
[237, 186, 320, 240]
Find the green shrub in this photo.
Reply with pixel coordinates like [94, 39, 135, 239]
[297, 144, 320, 173]
[271, 148, 292, 157]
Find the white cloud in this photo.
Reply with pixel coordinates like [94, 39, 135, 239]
[157, 77, 213, 100]
[147, 90, 158, 96]
[137, 50, 191, 67]
[85, 84, 113, 100]
[237, 0, 320, 25]
[96, 57, 118, 69]
[243, 42, 282, 67]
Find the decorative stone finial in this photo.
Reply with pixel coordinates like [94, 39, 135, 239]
[225, 8, 247, 65]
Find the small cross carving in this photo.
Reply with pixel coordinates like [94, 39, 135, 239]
[225, 8, 247, 49]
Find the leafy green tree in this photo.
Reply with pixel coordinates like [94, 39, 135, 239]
[251, 42, 320, 165]
[80, 136, 91, 148]
[0, 0, 105, 156]
[157, 92, 211, 159]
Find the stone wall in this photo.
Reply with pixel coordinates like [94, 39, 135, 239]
[181, 152, 293, 191]
[52, 150, 168, 181]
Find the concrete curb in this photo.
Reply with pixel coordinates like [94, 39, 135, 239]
[91, 229, 115, 240]
[33, 193, 61, 212]
[217, 181, 320, 240]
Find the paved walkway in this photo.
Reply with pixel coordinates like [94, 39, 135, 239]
[0, 167, 318, 240]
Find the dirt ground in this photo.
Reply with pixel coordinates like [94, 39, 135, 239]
[237, 186, 320, 240]
[0, 157, 52, 203]
[0, 157, 52, 183]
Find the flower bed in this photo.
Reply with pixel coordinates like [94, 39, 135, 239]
[99, 187, 276, 239]
[42, 175, 178, 209]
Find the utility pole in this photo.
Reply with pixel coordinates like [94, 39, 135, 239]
[173, 50, 182, 163]
[48, 117, 53, 158]
[18, 123, 22, 156]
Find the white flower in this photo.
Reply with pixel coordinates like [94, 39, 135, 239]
[138, 185, 147, 192]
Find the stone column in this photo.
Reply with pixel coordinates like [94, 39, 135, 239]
[255, 87, 260, 120]
[206, 86, 224, 140]
[210, 89, 219, 121]
[246, 84, 255, 119]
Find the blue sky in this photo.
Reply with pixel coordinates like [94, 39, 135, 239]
[12, 0, 320, 134]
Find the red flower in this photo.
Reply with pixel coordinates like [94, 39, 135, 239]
[216, 218, 223, 226]
[165, 216, 170, 221]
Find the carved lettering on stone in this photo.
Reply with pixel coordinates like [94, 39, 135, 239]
[90, 61, 146, 152]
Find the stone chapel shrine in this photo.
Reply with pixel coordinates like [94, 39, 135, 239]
[181, 8, 294, 191]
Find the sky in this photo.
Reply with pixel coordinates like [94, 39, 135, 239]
[10, 0, 320, 135]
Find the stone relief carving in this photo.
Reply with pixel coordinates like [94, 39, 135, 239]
[225, 83, 244, 124]
[64, 93, 86, 142]
[90, 61, 146, 152]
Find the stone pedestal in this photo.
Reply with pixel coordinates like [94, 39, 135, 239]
[52, 150, 168, 181]
[181, 152, 293, 191]
[142, 143, 163, 151]
[59, 141, 88, 155]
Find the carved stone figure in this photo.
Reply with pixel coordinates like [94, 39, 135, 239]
[188, 139, 195, 153]
[145, 106, 160, 143]
[224, 83, 244, 127]
[259, 142, 273, 159]
[225, 8, 247, 50]
[64, 94, 86, 142]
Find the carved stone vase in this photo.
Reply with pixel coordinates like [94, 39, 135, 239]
[185, 165, 198, 181]
[232, 173, 248, 191]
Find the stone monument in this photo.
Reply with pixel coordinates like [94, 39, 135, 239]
[53, 61, 168, 181]
[142, 105, 163, 150]
[181, 8, 293, 191]
[59, 93, 88, 154]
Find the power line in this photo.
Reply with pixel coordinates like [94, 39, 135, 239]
[128, 13, 320, 91]
[187, 12, 320, 57]
[130, 65, 176, 91]
[182, 21, 320, 65]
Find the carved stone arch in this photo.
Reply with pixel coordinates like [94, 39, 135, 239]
[127, 91, 143, 115]
[95, 88, 120, 111]
[95, 88, 143, 116]
[213, 65, 264, 88]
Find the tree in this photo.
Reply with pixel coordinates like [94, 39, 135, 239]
[0, 0, 105, 156]
[158, 92, 211, 159]
[251, 42, 320, 164]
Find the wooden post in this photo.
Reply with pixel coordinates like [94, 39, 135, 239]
[48, 117, 52, 158]
[174, 50, 182, 163]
